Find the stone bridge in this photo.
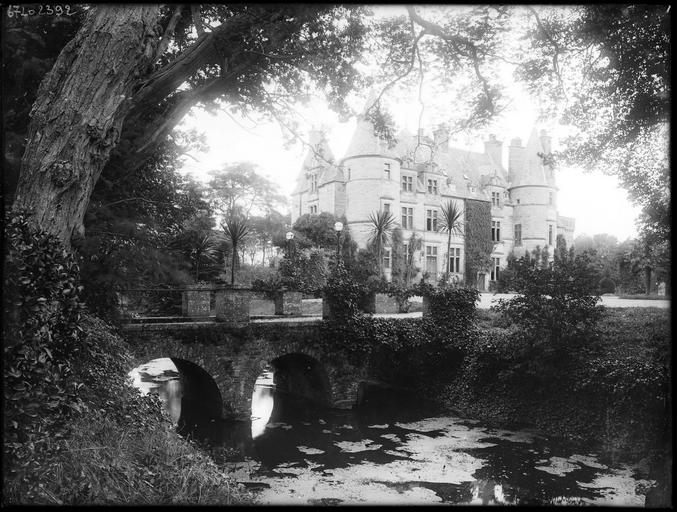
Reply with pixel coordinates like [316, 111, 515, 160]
[122, 319, 371, 420]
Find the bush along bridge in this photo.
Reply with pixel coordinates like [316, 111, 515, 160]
[121, 285, 452, 423]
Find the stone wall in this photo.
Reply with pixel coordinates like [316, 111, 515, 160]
[122, 320, 368, 418]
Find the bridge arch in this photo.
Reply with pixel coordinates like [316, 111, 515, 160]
[169, 358, 222, 428]
[125, 323, 372, 418]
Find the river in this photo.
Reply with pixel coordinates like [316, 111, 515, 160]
[130, 359, 656, 506]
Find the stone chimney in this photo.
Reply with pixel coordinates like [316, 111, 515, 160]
[433, 125, 449, 152]
[484, 134, 502, 167]
[539, 129, 552, 155]
[508, 137, 525, 182]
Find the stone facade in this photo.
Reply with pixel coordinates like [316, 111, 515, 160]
[123, 321, 369, 419]
[291, 114, 575, 290]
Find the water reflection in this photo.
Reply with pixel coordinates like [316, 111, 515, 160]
[130, 364, 656, 506]
[129, 358, 182, 423]
[251, 369, 275, 439]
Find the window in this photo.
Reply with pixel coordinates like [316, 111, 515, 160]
[426, 209, 438, 231]
[347, 167, 351, 180]
[383, 248, 391, 269]
[516, 198, 520, 204]
[490, 257, 501, 281]
[491, 220, 501, 242]
[383, 202, 390, 214]
[309, 173, 318, 193]
[384, 162, 391, 180]
[491, 191, 500, 207]
[514, 224, 522, 247]
[449, 247, 461, 273]
[427, 179, 438, 194]
[310, 205, 318, 214]
[401, 175, 413, 192]
[401, 207, 413, 229]
[425, 246, 438, 274]
[549, 192, 553, 205]
[403, 242, 410, 263]
[548, 224, 553, 246]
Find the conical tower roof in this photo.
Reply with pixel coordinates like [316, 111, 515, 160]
[510, 128, 549, 187]
[343, 92, 389, 159]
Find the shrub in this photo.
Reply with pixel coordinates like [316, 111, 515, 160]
[493, 247, 604, 347]
[321, 262, 366, 322]
[415, 282, 480, 341]
[277, 249, 328, 295]
[598, 276, 616, 294]
[2, 212, 249, 505]
[3, 211, 87, 496]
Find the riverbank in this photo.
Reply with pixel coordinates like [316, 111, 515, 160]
[437, 307, 671, 504]
[2, 315, 253, 505]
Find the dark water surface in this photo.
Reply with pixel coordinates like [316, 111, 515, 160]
[130, 359, 655, 506]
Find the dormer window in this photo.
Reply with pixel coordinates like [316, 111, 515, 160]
[491, 191, 500, 207]
[427, 179, 438, 194]
[310, 174, 318, 193]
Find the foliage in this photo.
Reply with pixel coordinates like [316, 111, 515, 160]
[171, 212, 222, 283]
[3, 211, 87, 488]
[367, 209, 397, 278]
[420, 284, 480, 339]
[349, 248, 379, 285]
[321, 262, 367, 323]
[79, 164, 210, 319]
[518, 5, 670, 244]
[207, 162, 287, 218]
[3, 211, 248, 504]
[221, 214, 250, 286]
[598, 277, 616, 295]
[278, 249, 328, 295]
[443, 307, 670, 462]
[493, 244, 604, 347]
[291, 212, 356, 259]
[463, 199, 493, 287]
[439, 200, 464, 273]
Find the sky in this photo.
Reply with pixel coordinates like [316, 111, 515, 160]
[178, 5, 641, 242]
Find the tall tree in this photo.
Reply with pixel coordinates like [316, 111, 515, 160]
[367, 209, 396, 279]
[439, 200, 464, 274]
[221, 213, 249, 285]
[207, 163, 287, 219]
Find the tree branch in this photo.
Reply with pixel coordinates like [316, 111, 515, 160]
[191, 4, 204, 36]
[155, 4, 184, 61]
[526, 6, 568, 100]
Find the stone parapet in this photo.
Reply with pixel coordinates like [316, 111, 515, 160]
[363, 292, 399, 314]
[182, 285, 212, 318]
[215, 287, 251, 327]
[274, 290, 303, 316]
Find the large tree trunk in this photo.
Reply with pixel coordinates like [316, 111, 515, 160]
[12, 6, 161, 248]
